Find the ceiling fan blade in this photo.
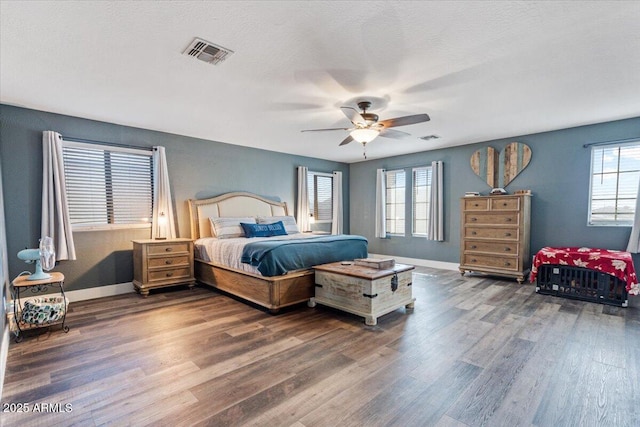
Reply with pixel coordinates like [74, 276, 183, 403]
[339, 135, 354, 146]
[301, 127, 349, 132]
[340, 107, 366, 125]
[378, 113, 430, 128]
[379, 129, 411, 140]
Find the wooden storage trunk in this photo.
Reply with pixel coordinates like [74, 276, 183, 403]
[312, 262, 415, 326]
[535, 264, 628, 307]
[354, 257, 396, 269]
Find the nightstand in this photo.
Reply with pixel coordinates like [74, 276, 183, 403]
[11, 272, 69, 342]
[132, 238, 195, 297]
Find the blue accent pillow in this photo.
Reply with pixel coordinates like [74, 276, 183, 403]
[241, 221, 288, 238]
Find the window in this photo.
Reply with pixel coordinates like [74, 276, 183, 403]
[307, 171, 333, 223]
[62, 141, 153, 230]
[413, 166, 432, 236]
[589, 141, 640, 226]
[385, 169, 406, 235]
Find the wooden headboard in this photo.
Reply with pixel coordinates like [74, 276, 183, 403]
[188, 192, 290, 239]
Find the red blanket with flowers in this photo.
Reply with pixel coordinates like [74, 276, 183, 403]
[530, 247, 639, 295]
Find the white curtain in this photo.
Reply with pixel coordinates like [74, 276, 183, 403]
[428, 161, 444, 241]
[296, 166, 311, 232]
[152, 146, 177, 239]
[627, 175, 640, 252]
[331, 171, 343, 235]
[41, 131, 76, 260]
[375, 168, 387, 238]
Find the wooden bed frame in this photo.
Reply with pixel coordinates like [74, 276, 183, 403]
[188, 192, 315, 313]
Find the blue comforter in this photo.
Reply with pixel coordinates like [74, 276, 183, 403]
[241, 234, 368, 276]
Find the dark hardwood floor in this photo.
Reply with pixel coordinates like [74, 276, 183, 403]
[3, 267, 640, 426]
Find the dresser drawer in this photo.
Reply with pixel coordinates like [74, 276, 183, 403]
[148, 255, 190, 268]
[463, 198, 489, 211]
[462, 254, 520, 271]
[464, 212, 519, 225]
[464, 241, 519, 254]
[465, 226, 519, 240]
[490, 197, 520, 210]
[147, 242, 190, 255]
[148, 267, 193, 282]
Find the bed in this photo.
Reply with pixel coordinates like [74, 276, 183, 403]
[188, 191, 368, 312]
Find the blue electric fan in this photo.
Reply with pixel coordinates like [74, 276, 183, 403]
[17, 237, 56, 281]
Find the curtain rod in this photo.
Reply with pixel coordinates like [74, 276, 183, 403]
[583, 137, 640, 148]
[61, 135, 153, 151]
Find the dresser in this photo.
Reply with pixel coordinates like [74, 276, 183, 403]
[459, 194, 531, 283]
[132, 238, 195, 296]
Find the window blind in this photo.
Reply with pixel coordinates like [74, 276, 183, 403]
[385, 169, 406, 235]
[589, 141, 640, 226]
[307, 171, 333, 222]
[62, 142, 153, 228]
[412, 166, 432, 236]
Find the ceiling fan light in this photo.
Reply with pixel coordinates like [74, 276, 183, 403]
[350, 128, 380, 144]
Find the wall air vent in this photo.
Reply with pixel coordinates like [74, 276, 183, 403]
[419, 135, 440, 141]
[183, 38, 234, 65]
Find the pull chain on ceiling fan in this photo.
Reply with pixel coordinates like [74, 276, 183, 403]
[302, 101, 431, 158]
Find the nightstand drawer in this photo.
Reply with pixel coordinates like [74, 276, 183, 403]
[148, 267, 193, 282]
[148, 255, 190, 268]
[147, 242, 190, 255]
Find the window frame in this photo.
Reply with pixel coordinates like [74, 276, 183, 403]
[385, 169, 406, 236]
[412, 165, 432, 237]
[307, 170, 333, 224]
[588, 140, 640, 227]
[61, 140, 154, 232]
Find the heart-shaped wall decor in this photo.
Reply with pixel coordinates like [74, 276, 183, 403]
[470, 142, 532, 189]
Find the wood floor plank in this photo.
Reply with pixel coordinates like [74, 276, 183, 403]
[3, 269, 640, 426]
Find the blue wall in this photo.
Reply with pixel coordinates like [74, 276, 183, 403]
[350, 117, 640, 265]
[0, 104, 349, 291]
[2, 103, 639, 292]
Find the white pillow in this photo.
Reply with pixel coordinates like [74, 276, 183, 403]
[209, 217, 256, 238]
[257, 215, 300, 234]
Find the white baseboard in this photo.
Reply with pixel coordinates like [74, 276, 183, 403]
[65, 282, 135, 303]
[368, 253, 459, 271]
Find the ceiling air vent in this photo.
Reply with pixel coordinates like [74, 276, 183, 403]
[183, 38, 234, 65]
[419, 135, 440, 141]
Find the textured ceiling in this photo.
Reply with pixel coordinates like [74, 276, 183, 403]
[1, 1, 639, 163]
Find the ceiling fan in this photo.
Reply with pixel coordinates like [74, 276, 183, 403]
[301, 101, 430, 158]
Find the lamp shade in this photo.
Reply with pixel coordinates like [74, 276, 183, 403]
[350, 128, 380, 144]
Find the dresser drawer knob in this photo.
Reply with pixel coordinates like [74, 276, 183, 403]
[504, 247, 511, 252]
[165, 260, 173, 265]
[165, 247, 173, 252]
[474, 203, 479, 207]
[471, 231, 477, 235]
[166, 272, 173, 277]
[503, 202, 508, 206]
[471, 245, 477, 249]
[505, 218, 512, 222]
[505, 232, 511, 237]
[470, 217, 477, 222]
[471, 258, 477, 262]
[504, 262, 511, 266]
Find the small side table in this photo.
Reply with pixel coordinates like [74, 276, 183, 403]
[11, 272, 69, 342]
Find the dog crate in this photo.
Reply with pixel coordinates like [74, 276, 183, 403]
[535, 264, 628, 307]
